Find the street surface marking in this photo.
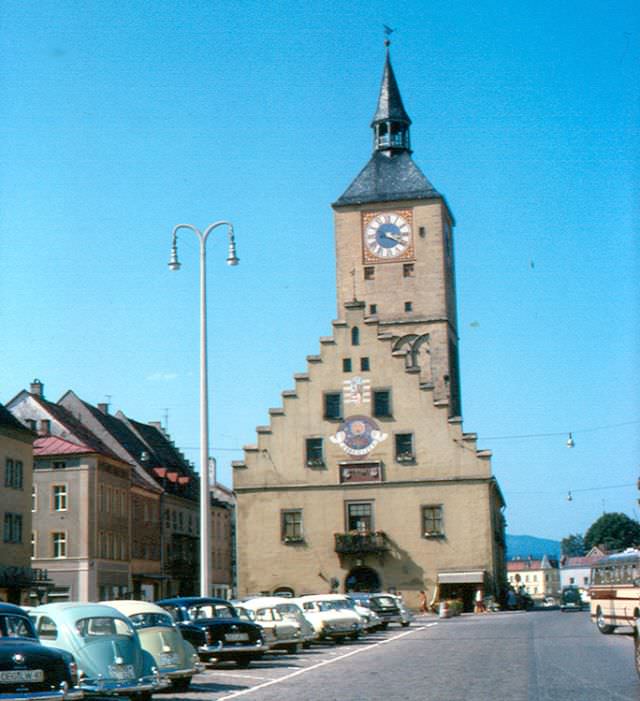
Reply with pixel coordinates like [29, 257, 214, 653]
[218, 625, 436, 700]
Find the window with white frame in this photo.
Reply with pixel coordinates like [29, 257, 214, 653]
[31, 531, 36, 558]
[32, 486, 37, 512]
[53, 485, 67, 511]
[52, 532, 67, 558]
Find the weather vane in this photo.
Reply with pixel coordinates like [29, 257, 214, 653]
[384, 24, 395, 47]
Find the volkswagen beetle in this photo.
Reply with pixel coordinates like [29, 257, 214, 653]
[155, 597, 266, 667]
[0, 602, 81, 701]
[102, 600, 203, 692]
[30, 602, 166, 699]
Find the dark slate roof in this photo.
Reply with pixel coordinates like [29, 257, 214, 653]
[334, 151, 440, 207]
[0, 403, 35, 437]
[371, 49, 411, 126]
[78, 400, 151, 465]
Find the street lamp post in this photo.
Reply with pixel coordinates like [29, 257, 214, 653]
[169, 221, 239, 597]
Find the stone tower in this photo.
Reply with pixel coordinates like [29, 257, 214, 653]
[333, 43, 461, 417]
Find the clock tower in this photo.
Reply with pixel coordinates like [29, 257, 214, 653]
[333, 43, 461, 417]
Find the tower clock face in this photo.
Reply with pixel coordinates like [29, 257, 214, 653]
[363, 210, 413, 262]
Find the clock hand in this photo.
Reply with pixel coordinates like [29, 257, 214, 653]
[385, 232, 403, 243]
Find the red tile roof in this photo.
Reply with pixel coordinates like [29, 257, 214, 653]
[34, 435, 94, 456]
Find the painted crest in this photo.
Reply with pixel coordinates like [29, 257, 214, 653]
[329, 415, 387, 456]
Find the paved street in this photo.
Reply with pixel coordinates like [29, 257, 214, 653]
[163, 610, 638, 701]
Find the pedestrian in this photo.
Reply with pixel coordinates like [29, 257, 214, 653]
[418, 590, 428, 614]
[474, 588, 486, 613]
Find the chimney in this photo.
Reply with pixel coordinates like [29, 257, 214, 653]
[97, 403, 109, 414]
[30, 379, 44, 398]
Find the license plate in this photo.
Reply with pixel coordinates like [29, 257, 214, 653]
[225, 633, 249, 642]
[0, 670, 44, 683]
[108, 664, 135, 680]
[159, 652, 179, 666]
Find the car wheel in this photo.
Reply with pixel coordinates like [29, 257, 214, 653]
[134, 693, 152, 701]
[401, 621, 410, 627]
[171, 677, 192, 692]
[302, 641, 312, 649]
[285, 643, 301, 654]
[635, 626, 640, 678]
[596, 607, 615, 634]
[233, 657, 252, 668]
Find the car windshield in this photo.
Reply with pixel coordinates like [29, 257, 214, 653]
[316, 600, 347, 612]
[75, 616, 135, 638]
[187, 603, 236, 620]
[0, 614, 37, 639]
[254, 608, 283, 622]
[234, 607, 256, 622]
[128, 612, 175, 629]
[372, 596, 396, 607]
[276, 604, 303, 620]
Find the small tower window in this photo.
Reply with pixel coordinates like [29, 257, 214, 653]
[373, 390, 392, 418]
[342, 358, 352, 372]
[369, 304, 378, 315]
[351, 327, 360, 346]
[403, 263, 414, 278]
[405, 301, 413, 312]
[324, 393, 342, 421]
[364, 267, 375, 280]
[360, 357, 370, 371]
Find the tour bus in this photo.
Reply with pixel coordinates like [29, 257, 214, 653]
[589, 548, 640, 635]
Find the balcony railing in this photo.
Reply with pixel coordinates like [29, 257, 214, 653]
[334, 531, 390, 555]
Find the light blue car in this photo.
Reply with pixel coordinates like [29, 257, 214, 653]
[30, 603, 167, 700]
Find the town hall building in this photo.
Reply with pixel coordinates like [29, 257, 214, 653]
[233, 45, 506, 612]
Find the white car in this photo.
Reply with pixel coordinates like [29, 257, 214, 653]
[295, 595, 363, 642]
[237, 599, 304, 654]
[243, 597, 317, 648]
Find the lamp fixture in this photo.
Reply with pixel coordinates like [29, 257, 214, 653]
[566, 433, 575, 448]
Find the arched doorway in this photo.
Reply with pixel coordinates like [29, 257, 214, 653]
[344, 566, 380, 592]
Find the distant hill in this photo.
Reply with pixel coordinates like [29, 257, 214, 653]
[506, 534, 561, 560]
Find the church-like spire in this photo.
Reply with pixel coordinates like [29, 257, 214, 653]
[371, 40, 412, 154]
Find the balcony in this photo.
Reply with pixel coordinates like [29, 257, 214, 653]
[334, 531, 390, 555]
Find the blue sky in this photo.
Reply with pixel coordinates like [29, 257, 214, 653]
[1, 1, 638, 541]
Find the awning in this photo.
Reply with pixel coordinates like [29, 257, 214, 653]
[438, 570, 485, 584]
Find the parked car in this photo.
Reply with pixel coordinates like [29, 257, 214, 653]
[30, 602, 165, 700]
[233, 601, 302, 654]
[102, 600, 203, 691]
[155, 597, 266, 667]
[294, 595, 362, 642]
[0, 602, 82, 701]
[245, 597, 317, 648]
[393, 596, 415, 627]
[560, 587, 584, 612]
[349, 593, 403, 628]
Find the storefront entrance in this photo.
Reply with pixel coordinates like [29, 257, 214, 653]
[345, 566, 380, 592]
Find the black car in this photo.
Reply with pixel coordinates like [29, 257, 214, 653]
[155, 597, 267, 667]
[0, 603, 82, 701]
[349, 593, 403, 629]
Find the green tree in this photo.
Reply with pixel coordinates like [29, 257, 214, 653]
[584, 512, 640, 552]
[561, 533, 585, 557]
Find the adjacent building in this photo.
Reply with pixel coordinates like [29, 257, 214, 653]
[234, 46, 506, 612]
[7, 380, 235, 601]
[0, 403, 38, 603]
[507, 555, 560, 600]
